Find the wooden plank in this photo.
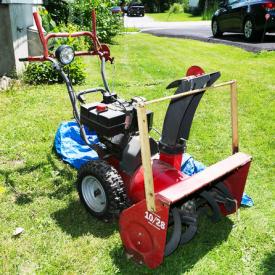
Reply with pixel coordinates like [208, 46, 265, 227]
[230, 81, 239, 154]
[136, 102, 156, 212]
[145, 80, 234, 106]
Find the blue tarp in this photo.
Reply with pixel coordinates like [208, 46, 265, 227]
[54, 121, 99, 169]
[54, 121, 253, 207]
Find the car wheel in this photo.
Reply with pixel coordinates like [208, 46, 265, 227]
[212, 19, 223, 37]
[243, 18, 261, 41]
[77, 160, 129, 219]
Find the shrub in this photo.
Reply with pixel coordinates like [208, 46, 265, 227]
[142, 0, 185, 13]
[23, 59, 86, 85]
[182, 0, 189, 11]
[71, 0, 122, 44]
[23, 21, 87, 85]
[202, 0, 218, 20]
[169, 3, 184, 14]
[39, 7, 56, 32]
[43, 0, 122, 44]
[194, 0, 218, 18]
[43, 0, 70, 25]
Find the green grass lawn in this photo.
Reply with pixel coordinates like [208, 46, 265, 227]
[147, 12, 202, 22]
[0, 34, 274, 274]
[122, 27, 140, 33]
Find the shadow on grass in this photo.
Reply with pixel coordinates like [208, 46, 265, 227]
[46, 152, 75, 200]
[110, 216, 234, 274]
[0, 151, 75, 204]
[0, 162, 47, 205]
[51, 199, 118, 238]
[214, 33, 275, 44]
[261, 251, 275, 275]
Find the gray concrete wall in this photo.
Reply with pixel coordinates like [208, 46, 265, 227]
[0, 0, 42, 76]
[9, 3, 33, 75]
[0, 5, 15, 76]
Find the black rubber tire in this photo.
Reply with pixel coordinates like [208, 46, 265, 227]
[77, 160, 128, 219]
[179, 219, 197, 245]
[212, 18, 223, 38]
[243, 18, 261, 42]
[164, 208, 182, 256]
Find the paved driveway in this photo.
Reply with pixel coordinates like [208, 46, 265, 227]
[124, 16, 275, 52]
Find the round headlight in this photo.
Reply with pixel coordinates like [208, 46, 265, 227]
[55, 45, 75, 65]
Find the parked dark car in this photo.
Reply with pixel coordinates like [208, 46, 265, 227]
[127, 1, 145, 17]
[212, 0, 275, 41]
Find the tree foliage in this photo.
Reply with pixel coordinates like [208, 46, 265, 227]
[141, 0, 186, 13]
[71, 0, 122, 43]
[43, 0, 70, 24]
[43, 0, 122, 43]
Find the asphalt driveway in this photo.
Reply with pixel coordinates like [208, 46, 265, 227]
[124, 16, 275, 52]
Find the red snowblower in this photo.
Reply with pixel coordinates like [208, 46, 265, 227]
[20, 11, 252, 269]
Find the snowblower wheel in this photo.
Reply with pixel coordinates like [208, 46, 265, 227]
[77, 160, 128, 219]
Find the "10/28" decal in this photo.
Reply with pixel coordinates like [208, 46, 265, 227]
[144, 211, 166, 230]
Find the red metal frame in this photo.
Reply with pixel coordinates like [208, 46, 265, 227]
[26, 10, 113, 63]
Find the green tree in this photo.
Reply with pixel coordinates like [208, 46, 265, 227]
[43, 0, 122, 43]
[141, 0, 185, 13]
[70, 0, 122, 43]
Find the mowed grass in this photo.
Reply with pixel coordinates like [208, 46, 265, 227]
[0, 33, 274, 274]
[147, 12, 202, 22]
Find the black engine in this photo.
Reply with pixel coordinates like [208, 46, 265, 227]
[80, 93, 154, 160]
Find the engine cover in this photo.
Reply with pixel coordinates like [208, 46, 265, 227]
[80, 101, 154, 138]
[80, 102, 126, 137]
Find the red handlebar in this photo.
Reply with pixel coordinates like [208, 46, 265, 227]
[22, 10, 113, 63]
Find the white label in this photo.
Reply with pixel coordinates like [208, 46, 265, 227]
[144, 211, 166, 230]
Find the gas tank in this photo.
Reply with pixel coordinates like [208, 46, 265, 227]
[128, 159, 190, 203]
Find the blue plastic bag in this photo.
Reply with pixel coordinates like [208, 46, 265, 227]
[181, 153, 206, 176]
[54, 121, 99, 169]
[241, 193, 254, 207]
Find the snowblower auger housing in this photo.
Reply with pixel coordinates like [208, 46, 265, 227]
[19, 10, 252, 270]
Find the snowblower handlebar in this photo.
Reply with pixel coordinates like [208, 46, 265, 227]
[19, 10, 113, 63]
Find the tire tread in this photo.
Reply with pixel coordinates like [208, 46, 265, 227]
[77, 160, 129, 219]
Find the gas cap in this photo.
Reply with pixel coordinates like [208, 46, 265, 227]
[96, 103, 108, 113]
